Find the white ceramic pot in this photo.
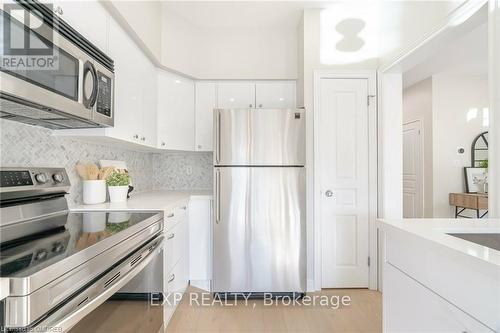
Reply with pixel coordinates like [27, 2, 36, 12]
[108, 185, 129, 203]
[82, 180, 106, 205]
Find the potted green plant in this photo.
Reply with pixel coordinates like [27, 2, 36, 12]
[106, 172, 130, 203]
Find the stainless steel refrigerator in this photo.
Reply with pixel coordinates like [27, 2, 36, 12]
[213, 108, 306, 294]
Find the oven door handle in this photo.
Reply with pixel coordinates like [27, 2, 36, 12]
[38, 236, 164, 332]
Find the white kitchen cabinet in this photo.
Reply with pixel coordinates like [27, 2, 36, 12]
[256, 81, 296, 109]
[157, 70, 195, 150]
[217, 82, 255, 109]
[107, 18, 146, 144]
[140, 63, 158, 146]
[188, 197, 212, 291]
[195, 82, 217, 151]
[163, 202, 190, 326]
[384, 263, 493, 332]
[53, 1, 109, 53]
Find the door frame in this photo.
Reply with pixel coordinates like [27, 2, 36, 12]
[403, 119, 424, 218]
[313, 70, 378, 290]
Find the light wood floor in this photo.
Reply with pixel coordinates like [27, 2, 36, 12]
[166, 287, 382, 333]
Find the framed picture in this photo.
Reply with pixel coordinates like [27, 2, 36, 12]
[464, 167, 487, 193]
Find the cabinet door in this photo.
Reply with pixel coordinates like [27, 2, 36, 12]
[157, 70, 195, 150]
[384, 263, 494, 332]
[107, 19, 143, 143]
[55, 1, 109, 53]
[256, 81, 296, 109]
[141, 62, 157, 146]
[195, 82, 217, 151]
[217, 82, 255, 109]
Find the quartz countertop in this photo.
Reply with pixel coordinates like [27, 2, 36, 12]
[378, 218, 500, 267]
[70, 190, 212, 212]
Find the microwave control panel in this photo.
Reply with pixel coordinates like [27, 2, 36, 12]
[96, 72, 112, 117]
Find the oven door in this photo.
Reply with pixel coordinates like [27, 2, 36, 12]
[36, 236, 165, 333]
[0, 7, 93, 121]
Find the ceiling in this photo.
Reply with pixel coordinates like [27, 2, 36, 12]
[403, 21, 488, 88]
[163, 1, 336, 29]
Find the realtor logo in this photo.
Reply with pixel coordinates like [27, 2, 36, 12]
[1, 3, 59, 70]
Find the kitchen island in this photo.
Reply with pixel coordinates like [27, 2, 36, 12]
[378, 218, 500, 332]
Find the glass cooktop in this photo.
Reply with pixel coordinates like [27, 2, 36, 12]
[0, 211, 159, 278]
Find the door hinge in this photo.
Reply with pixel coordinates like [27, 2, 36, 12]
[367, 95, 376, 106]
[367, 256, 371, 267]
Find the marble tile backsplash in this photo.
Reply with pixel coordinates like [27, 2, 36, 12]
[153, 151, 213, 190]
[0, 120, 213, 204]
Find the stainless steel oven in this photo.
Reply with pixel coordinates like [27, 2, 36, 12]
[0, 167, 164, 333]
[0, 1, 114, 129]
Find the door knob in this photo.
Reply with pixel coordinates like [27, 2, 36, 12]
[325, 190, 333, 197]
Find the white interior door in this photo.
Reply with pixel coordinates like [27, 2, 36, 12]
[318, 78, 370, 288]
[403, 121, 423, 218]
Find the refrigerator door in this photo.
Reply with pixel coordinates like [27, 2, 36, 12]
[214, 109, 305, 166]
[213, 166, 306, 293]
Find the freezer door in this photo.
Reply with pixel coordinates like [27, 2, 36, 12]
[214, 109, 305, 166]
[213, 167, 306, 293]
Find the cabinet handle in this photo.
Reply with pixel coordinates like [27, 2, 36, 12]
[258, 104, 263, 108]
[215, 168, 220, 224]
[168, 274, 175, 283]
[161, 142, 166, 147]
[249, 104, 253, 108]
[141, 137, 145, 141]
[215, 110, 221, 164]
[133, 134, 139, 139]
[181, 206, 187, 210]
[167, 233, 175, 240]
[197, 145, 202, 149]
[167, 213, 174, 218]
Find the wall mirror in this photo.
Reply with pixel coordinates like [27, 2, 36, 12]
[471, 131, 488, 167]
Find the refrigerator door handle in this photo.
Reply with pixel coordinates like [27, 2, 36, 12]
[215, 168, 220, 224]
[215, 110, 221, 164]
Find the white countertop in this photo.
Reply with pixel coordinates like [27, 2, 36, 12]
[70, 190, 212, 212]
[378, 218, 500, 267]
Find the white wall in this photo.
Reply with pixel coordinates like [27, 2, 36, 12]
[403, 78, 433, 217]
[378, 1, 466, 68]
[195, 27, 297, 80]
[160, 6, 297, 80]
[102, 0, 162, 62]
[432, 74, 489, 217]
[161, 7, 200, 78]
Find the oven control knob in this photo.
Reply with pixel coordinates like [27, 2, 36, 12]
[52, 173, 64, 183]
[35, 173, 48, 184]
[35, 250, 48, 260]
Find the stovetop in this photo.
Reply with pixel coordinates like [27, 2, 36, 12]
[0, 211, 158, 278]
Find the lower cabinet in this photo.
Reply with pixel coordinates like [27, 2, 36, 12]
[163, 202, 190, 325]
[383, 263, 494, 332]
[162, 195, 212, 328]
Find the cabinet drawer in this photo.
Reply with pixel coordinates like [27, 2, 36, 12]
[164, 257, 188, 325]
[165, 221, 188, 274]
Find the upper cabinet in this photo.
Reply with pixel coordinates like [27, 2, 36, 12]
[157, 70, 195, 151]
[217, 82, 256, 109]
[256, 81, 296, 109]
[52, 1, 109, 53]
[107, 18, 156, 146]
[217, 82, 296, 110]
[195, 82, 217, 152]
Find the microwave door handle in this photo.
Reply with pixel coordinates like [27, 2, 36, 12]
[38, 238, 164, 332]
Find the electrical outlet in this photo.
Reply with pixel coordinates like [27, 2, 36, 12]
[186, 165, 193, 175]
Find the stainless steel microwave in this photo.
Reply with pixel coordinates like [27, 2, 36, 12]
[0, 1, 114, 129]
